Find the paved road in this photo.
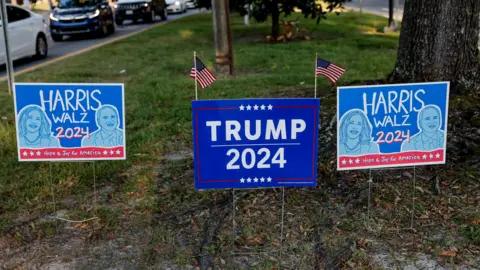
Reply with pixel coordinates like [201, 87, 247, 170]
[0, 9, 199, 80]
[345, 0, 404, 21]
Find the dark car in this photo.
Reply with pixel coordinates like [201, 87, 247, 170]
[49, 0, 115, 41]
[114, 0, 167, 25]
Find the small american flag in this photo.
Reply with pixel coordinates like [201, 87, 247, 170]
[190, 57, 216, 88]
[316, 57, 346, 84]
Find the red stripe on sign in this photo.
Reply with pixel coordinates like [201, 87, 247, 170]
[338, 149, 445, 169]
[19, 146, 125, 160]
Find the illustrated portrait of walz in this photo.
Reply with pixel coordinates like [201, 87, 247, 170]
[82, 104, 124, 147]
[338, 109, 380, 156]
[17, 105, 60, 148]
[401, 104, 445, 151]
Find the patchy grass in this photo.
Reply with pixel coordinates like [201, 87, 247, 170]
[0, 10, 479, 269]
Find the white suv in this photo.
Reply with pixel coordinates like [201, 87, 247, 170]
[0, 4, 49, 65]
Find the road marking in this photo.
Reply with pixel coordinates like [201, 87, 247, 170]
[0, 19, 177, 82]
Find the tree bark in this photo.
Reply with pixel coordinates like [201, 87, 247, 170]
[212, 0, 234, 75]
[392, 0, 480, 93]
[270, 0, 280, 39]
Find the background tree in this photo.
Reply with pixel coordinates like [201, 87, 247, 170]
[197, 0, 348, 39]
[392, 0, 480, 92]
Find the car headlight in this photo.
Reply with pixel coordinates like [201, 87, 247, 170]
[114, 4, 118, 8]
[143, 2, 149, 7]
[88, 9, 100, 18]
[49, 13, 59, 21]
[175, 1, 180, 5]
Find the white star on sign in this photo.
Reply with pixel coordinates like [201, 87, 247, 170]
[436, 153, 441, 159]
[23, 151, 28, 156]
[260, 177, 265, 182]
[239, 105, 245, 111]
[341, 159, 347, 165]
[260, 104, 266, 110]
[116, 150, 121, 155]
[253, 105, 259, 110]
[268, 104, 273, 110]
[110, 150, 114, 155]
[247, 177, 252, 183]
[30, 151, 35, 156]
[355, 158, 360, 164]
[246, 105, 252, 110]
[240, 178, 245, 183]
[267, 177, 272, 182]
[36, 151, 41, 156]
[349, 159, 353, 164]
[254, 177, 258, 182]
[103, 150, 108, 155]
[422, 154, 427, 160]
[429, 154, 434, 159]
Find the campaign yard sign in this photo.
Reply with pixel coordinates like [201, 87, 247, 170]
[192, 98, 319, 190]
[14, 83, 126, 161]
[337, 82, 449, 170]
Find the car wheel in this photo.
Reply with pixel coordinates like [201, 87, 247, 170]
[34, 34, 48, 59]
[160, 7, 167, 20]
[52, 34, 63, 42]
[116, 19, 123, 25]
[108, 22, 115, 34]
[97, 21, 108, 38]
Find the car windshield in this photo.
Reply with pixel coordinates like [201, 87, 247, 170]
[58, 0, 101, 8]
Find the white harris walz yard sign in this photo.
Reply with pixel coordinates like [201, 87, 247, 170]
[337, 82, 450, 170]
[14, 83, 126, 161]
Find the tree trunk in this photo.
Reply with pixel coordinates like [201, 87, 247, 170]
[212, 0, 234, 75]
[392, 0, 480, 93]
[270, 0, 280, 39]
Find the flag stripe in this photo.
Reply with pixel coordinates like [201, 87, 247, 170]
[316, 70, 342, 81]
[317, 68, 342, 77]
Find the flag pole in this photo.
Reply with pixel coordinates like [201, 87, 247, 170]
[314, 53, 317, 98]
[194, 51, 198, 100]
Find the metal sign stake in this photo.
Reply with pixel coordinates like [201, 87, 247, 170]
[0, 0, 15, 95]
[410, 165, 416, 231]
[49, 162, 58, 231]
[366, 169, 373, 230]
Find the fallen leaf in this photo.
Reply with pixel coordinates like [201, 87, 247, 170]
[472, 218, 480, 225]
[220, 258, 226, 265]
[440, 250, 456, 257]
[415, 186, 425, 194]
[74, 222, 89, 229]
[272, 241, 281, 247]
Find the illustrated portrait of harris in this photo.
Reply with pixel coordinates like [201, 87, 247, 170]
[401, 105, 445, 151]
[17, 105, 60, 148]
[82, 104, 124, 147]
[338, 109, 380, 156]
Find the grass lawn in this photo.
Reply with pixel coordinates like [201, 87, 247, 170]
[0, 11, 397, 220]
[1, 11, 478, 269]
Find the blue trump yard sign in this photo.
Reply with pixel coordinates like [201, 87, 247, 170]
[14, 83, 126, 162]
[192, 98, 319, 190]
[337, 82, 449, 170]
